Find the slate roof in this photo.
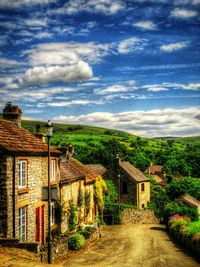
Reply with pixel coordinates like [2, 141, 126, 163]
[181, 194, 200, 208]
[60, 160, 84, 184]
[0, 119, 59, 155]
[84, 164, 107, 176]
[119, 161, 149, 183]
[68, 157, 98, 184]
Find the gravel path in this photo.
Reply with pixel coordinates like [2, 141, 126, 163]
[65, 224, 200, 267]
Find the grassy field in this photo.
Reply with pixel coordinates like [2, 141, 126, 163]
[0, 114, 198, 150]
[20, 119, 193, 153]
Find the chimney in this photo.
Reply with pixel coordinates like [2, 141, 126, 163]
[35, 124, 46, 143]
[66, 144, 74, 159]
[3, 102, 22, 127]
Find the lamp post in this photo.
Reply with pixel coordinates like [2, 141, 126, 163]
[45, 120, 53, 264]
[118, 173, 121, 214]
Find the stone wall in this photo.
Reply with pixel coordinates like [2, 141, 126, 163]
[40, 237, 68, 263]
[0, 153, 60, 243]
[121, 209, 160, 224]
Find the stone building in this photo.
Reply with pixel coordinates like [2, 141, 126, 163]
[105, 155, 150, 209]
[145, 163, 166, 186]
[0, 103, 60, 244]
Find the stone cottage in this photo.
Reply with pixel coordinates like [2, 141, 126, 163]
[145, 163, 166, 186]
[181, 194, 200, 219]
[0, 103, 60, 244]
[105, 155, 150, 209]
[59, 147, 105, 233]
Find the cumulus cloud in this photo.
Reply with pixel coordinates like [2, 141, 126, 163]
[53, 107, 200, 137]
[132, 20, 157, 30]
[170, 8, 198, 19]
[21, 61, 93, 84]
[160, 41, 189, 53]
[53, 0, 126, 15]
[25, 42, 112, 66]
[118, 37, 146, 54]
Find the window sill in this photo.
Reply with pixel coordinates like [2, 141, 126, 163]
[18, 188, 29, 195]
[50, 181, 57, 186]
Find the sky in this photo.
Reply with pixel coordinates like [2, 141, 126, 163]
[0, 0, 200, 137]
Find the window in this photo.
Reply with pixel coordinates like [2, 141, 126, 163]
[51, 160, 56, 181]
[141, 183, 145, 192]
[19, 160, 27, 188]
[51, 202, 56, 226]
[122, 182, 128, 194]
[19, 206, 27, 242]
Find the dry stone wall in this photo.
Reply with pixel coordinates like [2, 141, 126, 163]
[121, 209, 160, 224]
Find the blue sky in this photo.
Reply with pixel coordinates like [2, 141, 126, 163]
[0, 0, 200, 137]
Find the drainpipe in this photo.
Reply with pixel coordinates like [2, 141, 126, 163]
[12, 155, 16, 238]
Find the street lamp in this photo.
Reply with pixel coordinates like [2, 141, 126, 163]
[118, 173, 121, 214]
[45, 120, 53, 264]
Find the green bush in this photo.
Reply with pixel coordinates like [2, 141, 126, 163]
[79, 226, 95, 239]
[68, 233, 85, 250]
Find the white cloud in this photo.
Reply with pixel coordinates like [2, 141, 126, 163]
[0, 57, 20, 69]
[21, 61, 93, 84]
[23, 18, 48, 27]
[47, 99, 104, 107]
[147, 86, 168, 92]
[54, 0, 126, 15]
[160, 41, 189, 53]
[132, 20, 157, 30]
[94, 84, 137, 95]
[53, 107, 200, 137]
[170, 8, 198, 19]
[25, 42, 111, 66]
[118, 37, 146, 54]
[0, 0, 56, 8]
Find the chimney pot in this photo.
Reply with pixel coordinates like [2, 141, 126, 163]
[3, 102, 22, 127]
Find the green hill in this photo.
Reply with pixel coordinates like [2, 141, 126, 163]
[0, 116, 199, 177]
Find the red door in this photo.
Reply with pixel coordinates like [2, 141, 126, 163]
[36, 206, 45, 244]
[41, 205, 44, 244]
[36, 207, 40, 242]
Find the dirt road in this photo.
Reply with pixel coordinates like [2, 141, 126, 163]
[65, 224, 199, 267]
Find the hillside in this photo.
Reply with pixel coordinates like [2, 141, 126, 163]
[21, 119, 186, 152]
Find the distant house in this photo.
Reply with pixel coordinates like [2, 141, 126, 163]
[105, 155, 150, 209]
[181, 194, 200, 219]
[145, 163, 166, 186]
[0, 103, 60, 244]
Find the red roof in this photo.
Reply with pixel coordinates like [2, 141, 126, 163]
[84, 164, 107, 176]
[0, 119, 59, 155]
[68, 157, 98, 184]
[60, 160, 84, 184]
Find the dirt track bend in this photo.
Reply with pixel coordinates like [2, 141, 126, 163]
[65, 224, 200, 267]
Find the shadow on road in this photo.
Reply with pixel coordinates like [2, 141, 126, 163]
[150, 226, 166, 232]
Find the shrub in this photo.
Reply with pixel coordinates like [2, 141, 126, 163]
[68, 233, 85, 250]
[79, 226, 96, 239]
[69, 203, 77, 232]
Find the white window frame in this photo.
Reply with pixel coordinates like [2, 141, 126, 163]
[51, 159, 56, 181]
[19, 206, 27, 242]
[19, 160, 27, 188]
[51, 202, 56, 226]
